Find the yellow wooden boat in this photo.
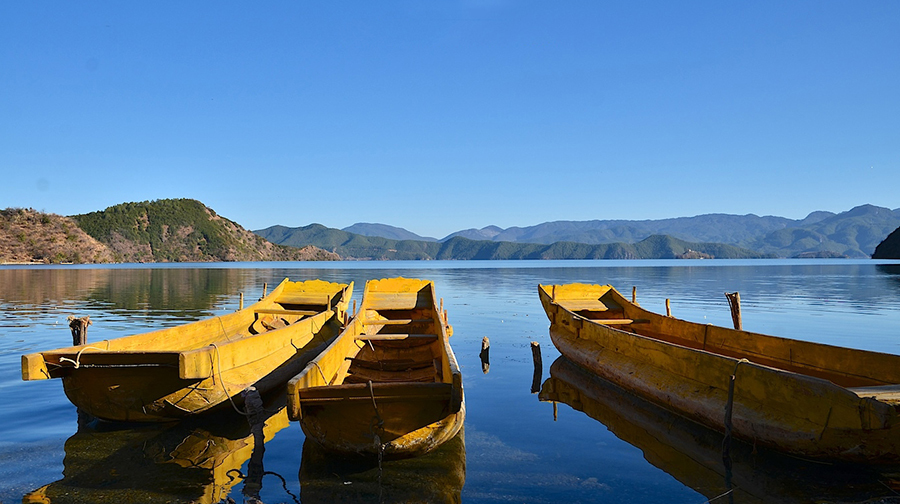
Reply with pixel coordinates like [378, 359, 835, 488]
[22, 278, 352, 422]
[540, 357, 894, 503]
[287, 277, 464, 458]
[538, 282, 900, 463]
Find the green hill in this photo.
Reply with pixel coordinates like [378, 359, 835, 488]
[73, 199, 338, 263]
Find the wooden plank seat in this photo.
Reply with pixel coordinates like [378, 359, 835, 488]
[850, 384, 900, 404]
[344, 366, 436, 384]
[360, 318, 433, 326]
[356, 334, 438, 342]
[345, 357, 431, 372]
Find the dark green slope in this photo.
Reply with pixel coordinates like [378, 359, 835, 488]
[873, 227, 900, 259]
[73, 199, 337, 262]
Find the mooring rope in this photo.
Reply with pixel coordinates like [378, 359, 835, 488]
[58, 346, 107, 368]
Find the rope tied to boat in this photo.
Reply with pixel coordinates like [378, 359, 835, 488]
[210, 342, 251, 417]
[312, 361, 329, 384]
[58, 346, 108, 368]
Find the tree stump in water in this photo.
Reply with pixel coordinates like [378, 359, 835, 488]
[67, 316, 91, 346]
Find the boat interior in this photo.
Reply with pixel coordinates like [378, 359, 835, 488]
[334, 283, 447, 386]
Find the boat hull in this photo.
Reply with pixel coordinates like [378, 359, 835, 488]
[539, 283, 900, 463]
[23, 279, 351, 422]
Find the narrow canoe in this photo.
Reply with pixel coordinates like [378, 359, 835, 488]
[538, 283, 900, 463]
[287, 277, 464, 458]
[22, 278, 352, 422]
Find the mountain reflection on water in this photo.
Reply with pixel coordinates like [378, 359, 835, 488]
[540, 357, 900, 504]
[23, 398, 291, 504]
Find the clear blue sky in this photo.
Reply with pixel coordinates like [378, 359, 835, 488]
[2, 2, 898, 239]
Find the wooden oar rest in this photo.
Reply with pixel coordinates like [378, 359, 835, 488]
[254, 308, 318, 316]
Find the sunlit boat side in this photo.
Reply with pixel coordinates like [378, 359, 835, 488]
[22, 278, 352, 422]
[538, 282, 900, 463]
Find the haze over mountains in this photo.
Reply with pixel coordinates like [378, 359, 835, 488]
[331, 204, 900, 259]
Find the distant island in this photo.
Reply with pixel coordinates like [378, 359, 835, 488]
[2, 199, 899, 264]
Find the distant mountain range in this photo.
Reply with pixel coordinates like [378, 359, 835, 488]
[3, 200, 897, 264]
[255, 224, 768, 260]
[260, 204, 900, 260]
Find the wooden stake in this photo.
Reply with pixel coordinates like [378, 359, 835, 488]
[67, 316, 91, 346]
[722, 373, 736, 470]
[480, 337, 490, 374]
[551, 285, 556, 302]
[262, 282, 268, 298]
[531, 341, 542, 393]
[666, 299, 671, 317]
[352, 299, 357, 318]
[632, 286, 637, 304]
[725, 292, 742, 330]
[239, 292, 244, 311]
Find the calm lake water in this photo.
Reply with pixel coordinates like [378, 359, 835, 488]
[3, 259, 900, 503]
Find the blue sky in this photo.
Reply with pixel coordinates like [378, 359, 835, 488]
[2, 2, 897, 239]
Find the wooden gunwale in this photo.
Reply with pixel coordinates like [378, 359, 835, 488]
[538, 283, 900, 463]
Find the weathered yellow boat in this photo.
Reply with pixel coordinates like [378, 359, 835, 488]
[540, 357, 895, 503]
[287, 277, 464, 458]
[538, 282, 900, 463]
[22, 278, 352, 422]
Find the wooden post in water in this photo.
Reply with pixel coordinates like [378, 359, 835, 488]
[530, 341, 542, 393]
[242, 386, 266, 501]
[67, 316, 91, 346]
[68, 315, 94, 427]
[262, 282, 268, 299]
[480, 337, 490, 374]
[632, 286, 637, 304]
[239, 292, 244, 311]
[725, 292, 742, 330]
[666, 299, 672, 317]
[352, 299, 357, 318]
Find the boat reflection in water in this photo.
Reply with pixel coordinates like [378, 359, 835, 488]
[299, 429, 465, 504]
[23, 396, 291, 504]
[540, 357, 900, 504]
